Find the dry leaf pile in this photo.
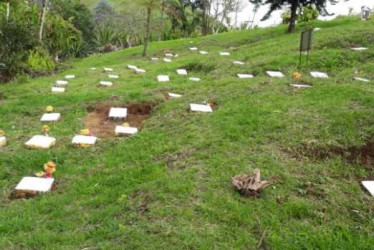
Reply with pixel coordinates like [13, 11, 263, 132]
[232, 169, 271, 196]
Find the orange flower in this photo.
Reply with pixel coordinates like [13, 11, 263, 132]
[44, 161, 56, 174]
[42, 125, 50, 133]
[292, 72, 302, 81]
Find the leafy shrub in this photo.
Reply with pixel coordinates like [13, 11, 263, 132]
[27, 47, 55, 72]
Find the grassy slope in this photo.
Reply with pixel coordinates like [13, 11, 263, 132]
[1, 17, 374, 249]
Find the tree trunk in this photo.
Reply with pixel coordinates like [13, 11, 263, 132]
[159, 0, 164, 41]
[287, 1, 298, 33]
[142, 7, 151, 57]
[6, 2, 9, 22]
[39, 0, 48, 43]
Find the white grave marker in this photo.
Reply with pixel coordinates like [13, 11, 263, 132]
[165, 53, 174, 57]
[190, 103, 213, 113]
[135, 68, 146, 74]
[290, 84, 313, 89]
[40, 113, 61, 122]
[177, 69, 188, 76]
[354, 77, 370, 82]
[115, 126, 138, 136]
[91, 67, 97, 70]
[266, 71, 284, 78]
[25, 135, 56, 149]
[351, 47, 367, 51]
[151, 57, 159, 61]
[52, 87, 65, 93]
[163, 58, 172, 63]
[199, 51, 208, 55]
[233, 61, 245, 65]
[362, 181, 374, 197]
[55, 80, 68, 86]
[65, 75, 75, 79]
[219, 52, 230, 56]
[189, 77, 201, 81]
[157, 75, 170, 82]
[0, 136, 6, 147]
[237, 74, 254, 79]
[310, 72, 328, 78]
[15, 177, 54, 193]
[128, 65, 137, 70]
[100, 81, 113, 87]
[108, 74, 119, 79]
[168, 93, 182, 98]
[104, 67, 113, 72]
[189, 47, 198, 51]
[72, 135, 97, 146]
[109, 107, 128, 119]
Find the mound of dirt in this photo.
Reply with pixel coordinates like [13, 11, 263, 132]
[84, 102, 156, 138]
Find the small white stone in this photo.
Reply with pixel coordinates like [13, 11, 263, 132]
[151, 57, 159, 61]
[310, 71, 328, 78]
[314, 27, 321, 31]
[362, 181, 374, 197]
[115, 126, 138, 136]
[177, 69, 188, 75]
[174, 54, 179, 58]
[189, 47, 198, 51]
[0, 136, 7, 147]
[165, 53, 174, 57]
[55, 80, 68, 86]
[157, 75, 170, 82]
[168, 93, 182, 98]
[100, 81, 113, 87]
[109, 107, 128, 119]
[237, 74, 254, 79]
[128, 65, 137, 70]
[72, 135, 97, 145]
[15, 177, 54, 193]
[190, 103, 213, 113]
[290, 84, 313, 89]
[91, 67, 97, 70]
[52, 87, 65, 93]
[163, 58, 172, 63]
[266, 71, 284, 78]
[189, 77, 201, 81]
[354, 77, 370, 82]
[25, 135, 56, 149]
[108, 74, 119, 79]
[104, 67, 113, 72]
[65, 75, 75, 79]
[351, 47, 367, 51]
[233, 60, 245, 65]
[219, 52, 230, 56]
[199, 51, 208, 55]
[40, 113, 61, 122]
[135, 68, 146, 74]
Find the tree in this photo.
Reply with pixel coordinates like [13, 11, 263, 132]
[139, 0, 160, 57]
[249, 0, 338, 33]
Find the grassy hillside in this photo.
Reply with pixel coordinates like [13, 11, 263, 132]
[1, 16, 374, 249]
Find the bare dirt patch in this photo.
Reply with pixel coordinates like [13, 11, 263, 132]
[288, 140, 374, 168]
[84, 102, 156, 138]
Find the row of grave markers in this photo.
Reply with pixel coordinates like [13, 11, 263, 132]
[8, 37, 373, 197]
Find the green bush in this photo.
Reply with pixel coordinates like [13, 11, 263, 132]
[27, 47, 55, 72]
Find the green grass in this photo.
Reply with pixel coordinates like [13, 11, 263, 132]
[1, 16, 374, 249]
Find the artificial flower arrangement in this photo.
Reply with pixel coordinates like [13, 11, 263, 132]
[292, 72, 302, 81]
[122, 122, 130, 127]
[35, 161, 56, 178]
[45, 106, 54, 113]
[42, 125, 50, 135]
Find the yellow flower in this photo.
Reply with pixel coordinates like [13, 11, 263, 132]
[80, 129, 91, 136]
[292, 72, 302, 81]
[42, 125, 50, 133]
[35, 171, 45, 177]
[0, 130, 4, 137]
[45, 106, 54, 113]
[122, 122, 130, 127]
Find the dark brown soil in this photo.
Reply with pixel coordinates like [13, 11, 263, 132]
[84, 102, 156, 138]
[289, 140, 374, 168]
